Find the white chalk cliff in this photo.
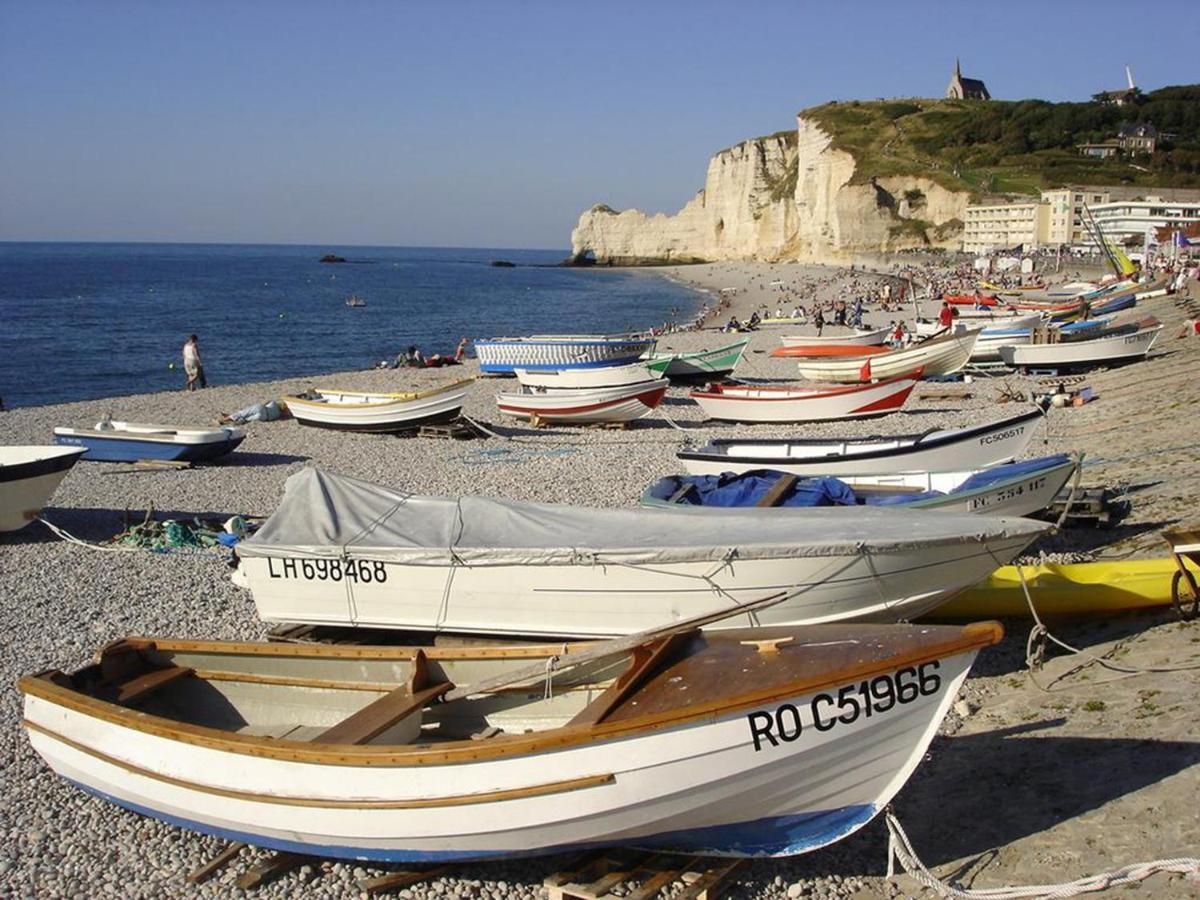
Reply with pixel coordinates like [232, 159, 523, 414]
[571, 114, 970, 264]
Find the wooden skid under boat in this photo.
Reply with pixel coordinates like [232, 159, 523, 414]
[0, 446, 85, 532]
[689, 375, 917, 424]
[282, 381, 472, 433]
[20, 622, 1001, 861]
[927, 559, 1182, 618]
[794, 329, 979, 383]
[53, 422, 245, 463]
[678, 408, 1043, 478]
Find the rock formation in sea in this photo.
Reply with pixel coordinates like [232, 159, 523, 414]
[570, 114, 968, 265]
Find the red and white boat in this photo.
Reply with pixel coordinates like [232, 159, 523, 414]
[795, 329, 979, 383]
[779, 327, 888, 348]
[690, 374, 918, 423]
[770, 344, 891, 359]
[496, 378, 669, 424]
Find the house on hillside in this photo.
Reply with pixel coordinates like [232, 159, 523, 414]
[1095, 66, 1141, 106]
[1117, 123, 1158, 154]
[945, 59, 990, 100]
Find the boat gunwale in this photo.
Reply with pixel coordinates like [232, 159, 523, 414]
[282, 380, 474, 409]
[19, 623, 1002, 767]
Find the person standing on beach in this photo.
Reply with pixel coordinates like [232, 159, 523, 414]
[182, 334, 206, 390]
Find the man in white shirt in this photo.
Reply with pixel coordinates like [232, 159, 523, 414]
[182, 334, 206, 391]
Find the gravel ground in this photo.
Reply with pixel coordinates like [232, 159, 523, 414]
[2, 268, 1198, 898]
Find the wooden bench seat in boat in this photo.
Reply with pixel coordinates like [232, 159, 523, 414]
[98, 665, 194, 705]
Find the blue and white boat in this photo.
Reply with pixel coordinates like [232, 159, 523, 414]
[474, 334, 657, 375]
[644, 454, 1078, 519]
[53, 420, 245, 463]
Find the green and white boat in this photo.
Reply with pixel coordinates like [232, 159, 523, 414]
[644, 338, 748, 381]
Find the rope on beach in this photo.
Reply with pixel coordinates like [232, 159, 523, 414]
[884, 809, 1200, 898]
[35, 516, 138, 553]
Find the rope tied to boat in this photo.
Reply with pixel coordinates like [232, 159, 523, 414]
[884, 809, 1200, 898]
[542, 654, 559, 700]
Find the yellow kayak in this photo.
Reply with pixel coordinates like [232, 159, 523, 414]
[927, 558, 1182, 619]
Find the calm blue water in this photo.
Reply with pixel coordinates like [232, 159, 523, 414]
[0, 243, 700, 408]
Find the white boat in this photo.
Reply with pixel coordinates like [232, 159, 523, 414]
[496, 379, 669, 424]
[53, 421, 245, 463]
[515, 362, 655, 389]
[999, 319, 1163, 371]
[779, 327, 888, 348]
[914, 313, 1040, 339]
[475, 335, 657, 375]
[690, 375, 918, 424]
[678, 408, 1043, 478]
[0, 446, 85, 532]
[795, 329, 979, 383]
[282, 381, 472, 433]
[231, 468, 1047, 636]
[19, 620, 1001, 861]
[969, 318, 1044, 362]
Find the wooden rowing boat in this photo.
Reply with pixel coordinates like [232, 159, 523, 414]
[495, 379, 669, 424]
[999, 319, 1162, 371]
[689, 375, 917, 424]
[779, 327, 888, 348]
[644, 338, 748, 380]
[281, 381, 472, 433]
[20, 621, 1001, 861]
[793, 329, 979, 384]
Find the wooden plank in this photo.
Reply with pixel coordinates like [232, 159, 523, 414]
[667, 482, 696, 504]
[316, 680, 452, 745]
[235, 850, 310, 889]
[102, 665, 193, 704]
[624, 856, 700, 900]
[358, 864, 452, 894]
[674, 859, 746, 900]
[755, 473, 798, 508]
[917, 388, 972, 400]
[568, 633, 691, 727]
[186, 841, 245, 884]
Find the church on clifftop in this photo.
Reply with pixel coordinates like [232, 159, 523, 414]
[945, 59, 990, 100]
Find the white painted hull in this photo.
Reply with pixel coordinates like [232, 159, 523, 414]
[285, 383, 471, 432]
[780, 327, 888, 348]
[515, 363, 655, 389]
[691, 378, 916, 424]
[22, 645, 978, 861]
[496, 380, 669, 424]
[0, 446, 85, 532]
[679, 411, 1042, 478]
[970, 330, 1034, 362]
[999, 325, 1162, 369]
[239, 525, 1040, 636]
[864, 459, 1076, 518]
[795, 330, 979, 383]
[476, 336, 657, 374]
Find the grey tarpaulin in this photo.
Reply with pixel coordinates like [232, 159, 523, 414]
[235, 468, 1048, 568]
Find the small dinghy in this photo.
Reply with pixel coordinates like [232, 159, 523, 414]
[53, 421, 245, 463]
[643, 338, 749, 381]
[514, 362, 655, 389]
[678, 408, 1043, 477]
[999, 318, 1162, 371]
[689, 374, 918, 424]
[20, 620, 1002, 861]
[232, 468, 1046, 635]
[779, 327, 888, 348]
[643, 454, 1078, 519]
[0, 446, 85, 532]
[282, 380, 472, 433]
[496, 378, 669, 424]
[794, 329, 979, 383]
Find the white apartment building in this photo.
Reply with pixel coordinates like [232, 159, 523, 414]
[1040, 187, 1111, 245]
[961, 200, 1049, 253]
[1081, 197, 1200, 250]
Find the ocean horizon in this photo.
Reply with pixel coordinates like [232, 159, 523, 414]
[0, 242, 702, 409]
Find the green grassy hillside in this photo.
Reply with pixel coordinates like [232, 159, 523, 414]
[800, 86, 1200, 198]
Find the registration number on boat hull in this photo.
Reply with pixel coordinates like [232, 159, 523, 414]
[746, 661, 942, 751]
[264, 557, 389, 583]
[967, 476, 1046, 511]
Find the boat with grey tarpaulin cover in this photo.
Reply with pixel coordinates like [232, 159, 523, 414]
[230, 468, 1046, 636]
[20, 619, 1003, 861]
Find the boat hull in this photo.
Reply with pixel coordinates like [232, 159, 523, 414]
[496, 380, 669, 424]
[999, 325, 1162, 370]
[0, 446, 85, 532]
[53, 429, 244, 463]
[779, 328, 888, 348]
[285, 384, 471, 433]
[515, 364, 655, 389]
[22, 646, 979, 860]
[645, 340, 748, 380]
[795, 330, 978, 383]
[475, 337, 657, 375]
[678, 410, 1042, 478]
[690, 377, 916, 424]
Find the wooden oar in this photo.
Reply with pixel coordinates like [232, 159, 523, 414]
[441, 589, 791, 702]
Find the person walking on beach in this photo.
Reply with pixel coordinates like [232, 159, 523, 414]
[182, 334, 206, 390]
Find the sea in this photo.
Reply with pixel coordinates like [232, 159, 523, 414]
[0, 243, 702, 409]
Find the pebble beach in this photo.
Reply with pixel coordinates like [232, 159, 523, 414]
[3, 261, 1200, 899]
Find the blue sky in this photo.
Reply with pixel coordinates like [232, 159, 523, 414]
[1, 0, 1196, 248]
